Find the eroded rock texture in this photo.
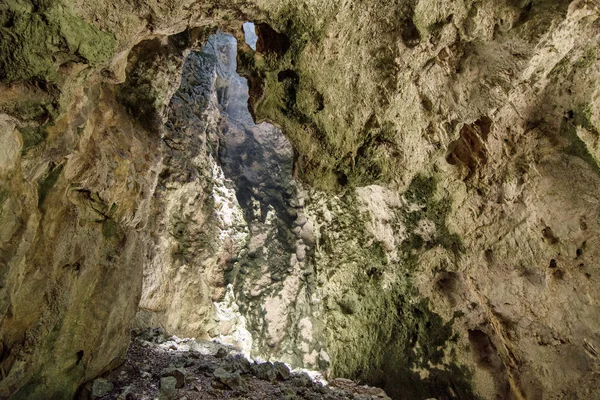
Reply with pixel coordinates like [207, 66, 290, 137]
[0, 0, 599, 399]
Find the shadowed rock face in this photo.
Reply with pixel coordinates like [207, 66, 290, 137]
[206, 32, 296, 226]
[1, 0, 600, 399]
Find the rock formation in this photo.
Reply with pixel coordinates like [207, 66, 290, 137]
[76, 327, 390, 400]
[0, 0, 599, 399]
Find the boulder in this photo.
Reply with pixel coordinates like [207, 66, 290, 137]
[91, 378, 114, 398]
[159, 376, 178, 398]
[213, 367, 244, 390]
[161, 367, 186, 388]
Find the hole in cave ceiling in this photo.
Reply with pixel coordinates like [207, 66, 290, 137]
[243, 22, 258, 51]
[199, 29, 296, 224]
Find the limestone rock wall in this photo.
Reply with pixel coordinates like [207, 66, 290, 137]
[0, 2, 232, 398]
[0, 80, 162, 398]
[0, 0, 599, 399]
[238, 1, 600, 397]
[136, 42, 236, 341]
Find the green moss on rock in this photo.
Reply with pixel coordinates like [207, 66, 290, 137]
[238, 35, 404, 191]
[37, 163, 63, 207]
[0, 0, 115, 83]
[102, 218, 124, 241]
[10, 318, 88, 400]
[0, 99, 59, 122]
[236, 25, 344, 191]
[401, 174, 464, 258]
[315, 185, 475, 399]
[19, 125, 47, 155]
[328, 275, 475, 399]
[52, 6, 115, 66]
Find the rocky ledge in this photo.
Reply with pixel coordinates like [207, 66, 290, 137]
[77, 329, 390, 400]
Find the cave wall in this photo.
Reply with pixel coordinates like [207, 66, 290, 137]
[0, 1, 243, 398]
[0, 75, 161, 397]
[0, 0, 599, 399]
[238, 1, 600, 397]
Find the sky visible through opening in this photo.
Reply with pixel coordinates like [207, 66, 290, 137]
[243, 22, 258, 50]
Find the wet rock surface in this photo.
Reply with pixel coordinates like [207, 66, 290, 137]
[78, 329, 390, 400]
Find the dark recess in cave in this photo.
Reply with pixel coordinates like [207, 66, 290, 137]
[255, 23, 291, 56]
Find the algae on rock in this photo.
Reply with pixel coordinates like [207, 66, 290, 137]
[37, 163, 63, 207]
[0, 0, 115, 83]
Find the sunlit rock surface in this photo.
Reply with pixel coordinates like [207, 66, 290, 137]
[139, 31, 328, 371]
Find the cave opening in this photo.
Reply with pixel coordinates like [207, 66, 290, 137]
[137, 21, 327, 379]
[203, 28, 297, 229]
[200, 27, 309, 354]
[135, 23, 474, 400]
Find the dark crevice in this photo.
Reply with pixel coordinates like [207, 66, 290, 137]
[401, 10, 421, 48]
[255, 23, 291, 56]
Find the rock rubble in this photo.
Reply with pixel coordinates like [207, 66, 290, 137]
[79, 329, 390, 400]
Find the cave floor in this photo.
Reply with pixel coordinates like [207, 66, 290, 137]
[78, 329, 390, 400]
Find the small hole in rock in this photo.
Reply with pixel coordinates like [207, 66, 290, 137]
[542, 227, 559, 244]
[435, 271, 459, 294]
[484, 249, 494, 263]
[367, 267, 381, 278]
[401, 15, 421, 48]
[337, 172, 349, 186]
[255, 23, 291, 56]
[553, 269, 564, 279]
[277, 69, 299, 82]
[315, 92, 325, 111]
[76, 350, 84, 365]
[549, 259, 557, 268]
